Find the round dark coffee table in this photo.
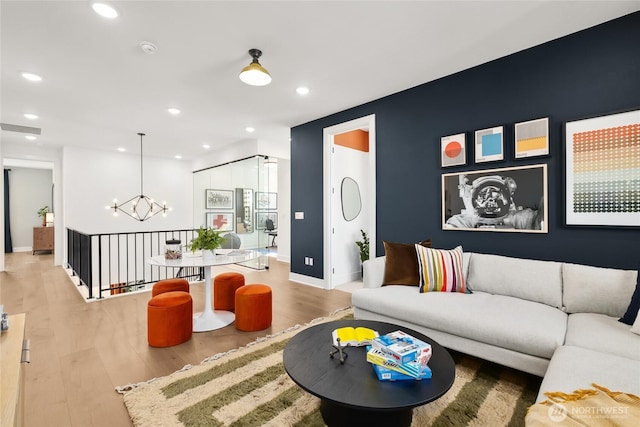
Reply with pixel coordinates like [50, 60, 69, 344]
[283, 319, 455, 427]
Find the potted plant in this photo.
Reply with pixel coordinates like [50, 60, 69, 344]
[355, 229, 370, 267]
[189, 226, 226, 262]
[37, 206, 49, 226]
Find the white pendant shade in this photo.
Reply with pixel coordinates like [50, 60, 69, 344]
[239, 63, 271, 86]
[239, 49, 272, 86]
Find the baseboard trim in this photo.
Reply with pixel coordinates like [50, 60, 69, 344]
[12, 247, 32, 253]
[289, 272, 327, 289]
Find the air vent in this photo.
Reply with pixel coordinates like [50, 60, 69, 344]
[0, 123, 41, 135]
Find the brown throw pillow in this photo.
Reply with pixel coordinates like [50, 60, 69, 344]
[382, 239, 432, 286]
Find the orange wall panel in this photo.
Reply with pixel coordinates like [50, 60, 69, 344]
[334, 130, 369, 152]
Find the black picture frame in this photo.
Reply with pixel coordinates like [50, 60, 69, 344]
[256, 192, 277, 210]
[205, 189, 233, 210]
[564, 108, 640, 227]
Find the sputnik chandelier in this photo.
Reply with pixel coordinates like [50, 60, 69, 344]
[106, 132, 170, 221]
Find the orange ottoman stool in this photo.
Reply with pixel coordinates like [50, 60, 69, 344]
[152, 278, 190, 297]
[235, 284, 272, 331]
[214, 272, 245, 312]
[147, 291, 193, 347]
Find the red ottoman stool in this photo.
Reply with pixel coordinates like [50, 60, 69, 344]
[235, 284, 272, 331]
[147, 291, 193, 347]
[152, 278, 190, 297]
[214, 272, 245, 312]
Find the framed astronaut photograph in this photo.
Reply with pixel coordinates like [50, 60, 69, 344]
[442, 164, 548, 233]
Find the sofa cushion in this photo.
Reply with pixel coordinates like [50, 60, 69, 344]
[619, 263, 640, 325]
[466, 253, 563, 308]
[565, 313, 640, 361]
[563, 263, 637, 317]
[536, 345, 640, 403]
[416, 245, 466, 293]
[632, 313, 640, 336]
[382, 239, 431, 286]
[351, 286, 566, 359]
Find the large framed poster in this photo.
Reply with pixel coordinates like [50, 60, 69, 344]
[564, 108, 640, 227]
[442, 164, 548, 233]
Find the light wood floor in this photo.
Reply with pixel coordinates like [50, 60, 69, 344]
[0, 252, 352, 427]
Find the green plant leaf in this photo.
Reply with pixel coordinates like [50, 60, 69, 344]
[189, 227, 227, 253]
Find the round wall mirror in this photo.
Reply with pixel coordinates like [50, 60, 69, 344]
[341, 177, 362, 221]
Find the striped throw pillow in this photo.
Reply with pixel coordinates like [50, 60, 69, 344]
[416, 245, 466, 293]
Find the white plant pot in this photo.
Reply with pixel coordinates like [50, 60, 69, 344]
[202, 249, 216, 263]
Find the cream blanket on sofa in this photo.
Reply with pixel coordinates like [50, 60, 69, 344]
[526, 384, 640, 426]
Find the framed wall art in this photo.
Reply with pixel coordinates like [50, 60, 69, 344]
[441, 133, 467, 167]
[564, 108, 640, 227]
[205, 189, 233, 210]
[515, 117, 549, 159]
[442, 163, 548, 233]
[206, 212, 235, 232]
[474, 126, 504, 163]
[256, 192, 277, 210]
[256, 212, 278, 230]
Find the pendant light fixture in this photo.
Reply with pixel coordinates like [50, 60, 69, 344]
[239, 49, 272, 86]
[106, 133, 169, 221]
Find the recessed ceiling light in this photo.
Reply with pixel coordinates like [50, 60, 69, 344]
[175, 155, 182, 160]
[202, 144, 211, 149]
[168, 108, 181, 115]
[117, 147, 126, 152]
[296, 86, 310, 95]
[24, 113, 39, 120]
[92, 2, 118, 19]
[245, 126, 255, 133]
[21, 72, 42, 82]
[25, 135, 37, 141]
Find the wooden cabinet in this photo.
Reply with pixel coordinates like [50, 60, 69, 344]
[33, 226, 54, 254]
[1, 313, 27, 427]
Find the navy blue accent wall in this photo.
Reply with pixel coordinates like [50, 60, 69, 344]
[291, 12, 640, 279]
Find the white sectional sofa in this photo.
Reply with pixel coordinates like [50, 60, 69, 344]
[352, 251, 640, 401]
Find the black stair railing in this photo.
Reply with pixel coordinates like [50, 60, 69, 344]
[66, 228, 201, 299]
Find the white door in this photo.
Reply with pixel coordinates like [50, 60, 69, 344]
[323, 115, 376, 289]
[331, 142, 368, 285]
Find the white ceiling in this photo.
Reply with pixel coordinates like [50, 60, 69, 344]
[2, 1, 639, 161]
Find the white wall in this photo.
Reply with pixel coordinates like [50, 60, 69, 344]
[7, 167, 53, 250]
[1, 137, 290, 272]
[63, 146, 193, 235]
[276, 158, 291, 263]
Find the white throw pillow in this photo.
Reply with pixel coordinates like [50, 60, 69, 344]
[631, 312, 640, 336]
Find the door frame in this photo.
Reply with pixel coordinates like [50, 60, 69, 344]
[323, 114, 376, 289]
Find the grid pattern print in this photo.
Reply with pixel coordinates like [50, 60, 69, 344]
[572, 124, 640, 213]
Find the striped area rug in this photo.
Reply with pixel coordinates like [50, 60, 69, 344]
[119, 308, 541, 427]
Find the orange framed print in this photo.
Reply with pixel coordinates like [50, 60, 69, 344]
[441, 133, 466, 167]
